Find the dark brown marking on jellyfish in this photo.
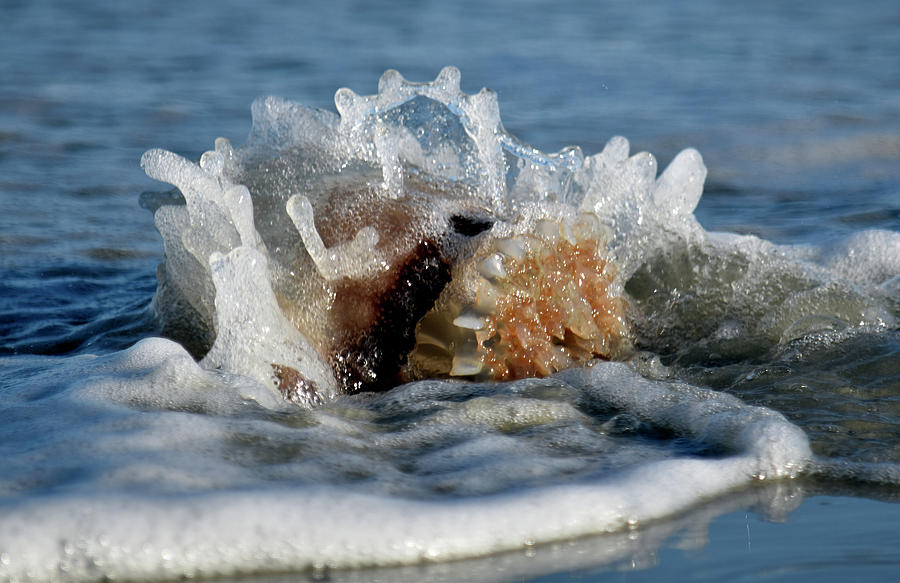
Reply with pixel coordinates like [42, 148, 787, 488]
[328, 239, 452, 394]
[272, 363, 323, 405]
[450, 214, 494, 237]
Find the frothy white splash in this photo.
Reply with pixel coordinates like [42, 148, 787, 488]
[140, 67, 716, 398]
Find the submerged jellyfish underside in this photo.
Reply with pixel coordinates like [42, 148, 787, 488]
[141, 67, 709, 406]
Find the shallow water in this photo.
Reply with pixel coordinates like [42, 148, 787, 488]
[1, 1, 899, 581]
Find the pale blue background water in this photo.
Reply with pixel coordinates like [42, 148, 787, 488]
[1, 1, 899, 580]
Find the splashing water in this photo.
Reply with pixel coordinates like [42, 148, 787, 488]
[1, 67, 897, 582]
[139, 67, 729, 404]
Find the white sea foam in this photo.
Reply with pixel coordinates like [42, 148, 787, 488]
[0, 340, 811, 581]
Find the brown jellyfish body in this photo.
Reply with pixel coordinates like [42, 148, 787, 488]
[273, 175, 631, 395]
[273, 173, 492, 395]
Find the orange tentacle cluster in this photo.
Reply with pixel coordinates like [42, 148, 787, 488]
[479, 235, 628, 380]
[408, 215, 631, 382]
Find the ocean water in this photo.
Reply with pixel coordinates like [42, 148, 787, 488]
[1, 1, 899, 581]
